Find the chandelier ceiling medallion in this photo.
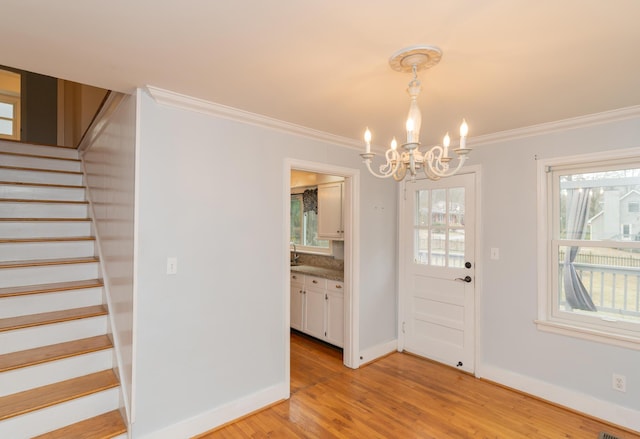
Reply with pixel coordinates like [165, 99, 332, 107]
[361, 45, 471, 182]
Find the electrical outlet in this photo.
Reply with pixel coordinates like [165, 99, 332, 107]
[612, 373, 626, 392]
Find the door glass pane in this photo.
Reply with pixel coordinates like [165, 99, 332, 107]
[448, 187, 465, 227]
[415, 229, 429, 264]
[448, 228, 465, 267]
[416, 190, 429, 226]
[431, 189, 446, 227]
[430, 227, 446, 266]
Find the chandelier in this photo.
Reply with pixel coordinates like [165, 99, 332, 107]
[361, 45, 471, 182]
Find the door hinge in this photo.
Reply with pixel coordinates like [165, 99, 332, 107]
[402, 321, 406, 333]
[325, 293, 328, 300]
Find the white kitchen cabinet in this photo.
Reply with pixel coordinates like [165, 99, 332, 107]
[317, 181, 344, 240]
[325, 281, 345, 347]
[290, 273, 304, 331]
[303, 276, 326, 340]
[290, 272, 344, 348]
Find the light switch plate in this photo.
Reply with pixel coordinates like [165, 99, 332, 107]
[167, 257, 178, 275]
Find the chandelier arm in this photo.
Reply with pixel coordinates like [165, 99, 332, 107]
[425, 147, 468, 178]
[360, 149, 402, 179]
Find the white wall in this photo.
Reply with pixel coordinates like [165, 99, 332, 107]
[467, 115, 640, 429]
[131, 89, 397, 437]
[81, 94, 136, 421]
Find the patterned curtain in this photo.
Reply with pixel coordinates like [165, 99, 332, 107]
[303, 189, 318, 214]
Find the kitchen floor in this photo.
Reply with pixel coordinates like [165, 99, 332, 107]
[290, 330, 344, 395]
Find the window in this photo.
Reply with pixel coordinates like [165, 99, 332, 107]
[538, 153, 640, 349]
[290, 192, 330, 253]
[0, 69, 21, 141]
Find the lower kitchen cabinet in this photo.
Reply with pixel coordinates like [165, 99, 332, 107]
[290, 273, 304, 331]
[290, 272, 344, 348]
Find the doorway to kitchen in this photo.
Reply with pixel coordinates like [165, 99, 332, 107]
[284, 159, 360, 393]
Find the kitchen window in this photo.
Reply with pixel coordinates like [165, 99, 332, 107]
[291, 192, 330, 254]
[537, 152, 640, 350]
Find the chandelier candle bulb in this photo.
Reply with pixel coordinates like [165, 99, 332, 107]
[391, 137, 398, 150]
[459, 119, 469, 150]
[364, 128, 372, 153]
[443, 133, 451, 158]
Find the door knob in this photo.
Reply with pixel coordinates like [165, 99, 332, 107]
[455, 276, 472, 283]
[465, 261, 472, 269]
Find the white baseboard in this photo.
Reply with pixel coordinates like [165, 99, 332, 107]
[481, 364, 640, 433]
[358, 339, 398, 367]
[137, 383, 288, 439]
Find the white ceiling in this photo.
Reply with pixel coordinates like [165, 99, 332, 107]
[2, 0, 640, 147]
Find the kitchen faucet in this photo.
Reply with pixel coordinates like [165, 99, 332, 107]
[290, 241, 300, 265]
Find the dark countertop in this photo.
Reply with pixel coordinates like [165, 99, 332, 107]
[290, 264, 344, 282]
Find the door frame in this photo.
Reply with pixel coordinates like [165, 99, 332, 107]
[283, 158, 360, 390]
[397, 165, 483, 377]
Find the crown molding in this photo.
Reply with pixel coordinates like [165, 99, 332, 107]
[146, 86, 640, 151]
[145, 85, 362, 150]
[469, 105, 640, 147]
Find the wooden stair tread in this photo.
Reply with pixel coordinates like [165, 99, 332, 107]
[0, 370, 119, 421]
[0, 256, 99, 269]
[0, 217, 90, 222]
[32, 409, 126, 439]
[0, 236, 95, 243]
[0, 150, 80, 162]
[0, 279, 103, 298]
[0, 165, 82, 175]
[0, 198, 88, 204]
[0, 305, 107, 332]
[0, 335, 112, 373]
[0, 180, 84, 189]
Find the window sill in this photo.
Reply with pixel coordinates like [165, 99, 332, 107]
[535, 319, 640, 351]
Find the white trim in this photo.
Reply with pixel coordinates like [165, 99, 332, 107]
[469, 105, 640, 147]
[536, 148, 640, 348]
[137, 383, 287, 439]
[480, 363, 640, 432]
[146, 86, 362, 151]
[146, 86, 640, 153]
[284, 158, 360, 371]
[358, 339, 398, 366]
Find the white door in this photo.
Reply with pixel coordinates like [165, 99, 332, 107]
[400, 173, 476, 373]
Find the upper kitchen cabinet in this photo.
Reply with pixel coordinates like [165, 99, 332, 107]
[318, 181, 344, 240]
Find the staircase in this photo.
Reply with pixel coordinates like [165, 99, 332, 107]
[0, 140, 127, 438]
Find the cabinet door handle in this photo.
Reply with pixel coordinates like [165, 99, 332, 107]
[335, 284, 342, 289]
[312, 280, 318, 284]
[292, 275, 297, 279]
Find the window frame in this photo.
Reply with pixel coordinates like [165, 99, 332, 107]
[536, 149, 640, 350]
[0, 93, 20, 140]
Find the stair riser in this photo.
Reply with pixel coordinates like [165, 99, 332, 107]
[0, 262, 99, 288]
[0, 287, 103, 319]
[0, 154, 81, 172]
[0, 141, 79, 160]
[0, 349, 113, 397]
[0, 202, 88, 218]
[0, 240, 95, 262]
[0, 184, 85, 201]
[0, 316, 108, 355]
[0, 387, 119, 438]
[0, 221, 92, 239]
[0, 168, 83, 186]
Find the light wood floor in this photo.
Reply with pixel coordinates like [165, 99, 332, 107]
[197, 331, 639, 438]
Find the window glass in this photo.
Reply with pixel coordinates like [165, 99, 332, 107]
[290, 193, 329, 252]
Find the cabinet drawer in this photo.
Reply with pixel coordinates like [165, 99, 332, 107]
[290, 272, 304, 284]
[305, 275, 326, 289]
[327, 280, 344, 293]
